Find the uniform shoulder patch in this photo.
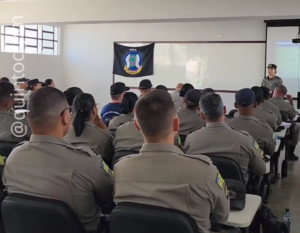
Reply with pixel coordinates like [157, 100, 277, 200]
[101, 161, 110, 173]
[253, 140, 260, 150]
[216, 172, 225, 189]
[182, 154, 212, 165]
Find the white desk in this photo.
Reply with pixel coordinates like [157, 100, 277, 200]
[226, 194, 261, 228]
[275, 128, 287, 138]
[265, 155, 270, 174]
[275, 139, 281, 152]
[292, 115, 299, 121]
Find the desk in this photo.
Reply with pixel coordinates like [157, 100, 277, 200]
[227, 194, 261, 232]
[275, 139, 281, 152]
[275, 128, 287, 138]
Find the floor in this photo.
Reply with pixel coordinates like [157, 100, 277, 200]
[266, 145, 300, 233]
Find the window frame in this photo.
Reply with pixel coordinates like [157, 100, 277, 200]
[0, 25, 59, 55]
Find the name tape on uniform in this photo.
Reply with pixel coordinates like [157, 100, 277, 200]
[101, 161, 110, 174]
[216, 172, 225, 189]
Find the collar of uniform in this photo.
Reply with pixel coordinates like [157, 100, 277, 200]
[267, 76, 279, 80]
[236, 114, 258, 121]
[140, 143, 184, 155]
[256, 105, 263, 110]
[30, 134, 70, 146]
[272, 96, 284, 101]
[178, 107, 197, 114]
[206, 122, 229, 128]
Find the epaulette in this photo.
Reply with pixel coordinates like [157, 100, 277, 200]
[69, 145, 96, 157]
[181, 154, 212, 165]
[230, 127, 251, 137]
[253, 119, 271, 130]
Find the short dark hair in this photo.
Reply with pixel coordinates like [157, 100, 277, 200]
[156, 85, 168, 92]
[44, 79, 53, 87]
[73, 93, 96, 137]
[200, 93, 224, 121]
[277, 85, 287, 95]
[0, 82, 14, 105]
[29, 87, 68, 127]
[251, 86, 264, 104]
[260, 86, 270, 100]
[121, 92, 138, 114]
[111, 94, 121, 100]
[202, 88, 215, 96]
[1, 77, 10, 83]
[135, 90, 176, 138]
[63, 87, 83, 107]
[179, 83, 194, 97]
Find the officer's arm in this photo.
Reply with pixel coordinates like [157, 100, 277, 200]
[289, 108, 296, 120]
[278, 78, 283, 86]
[206, 165, 230, 224]
[247, 141, 266, 176]
[264, 134, 276, 156]
[102, 135, 115, 169]
[90, 157, 114, 205]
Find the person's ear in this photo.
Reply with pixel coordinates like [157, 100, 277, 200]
[200, 112, 206, 120]
[92, 106, 97, 117]
[134, 119, 141, 132]
[234, 102, 238, 109]
[173, 117, 180, 132]
[223, 106, 227, 114]
[61, 109, 70, 126]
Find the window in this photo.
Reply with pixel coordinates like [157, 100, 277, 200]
[0, 25, 59, 55]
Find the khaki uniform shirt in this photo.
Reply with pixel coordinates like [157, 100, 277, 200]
[177, 108, 206, 136]
[228, 115, 275, 156]
[261, 100, 282, 125]
[269, 97, 296, 120]
[170, 90, 181, 103]
[174, 97, 183, 109]
[24, 90, 32, 102]
[184, 123, 266, 183]
[108, 113, 134, 130]
[64, 121, 114, 165]
[261, 76, 283, 92]
[113, 121, 144, 153]
[0, 110, 31, 142]
[114, 143, 229, 233]
[3, 135, 114, 233]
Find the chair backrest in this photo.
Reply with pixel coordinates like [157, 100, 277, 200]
[0, 141, 19, 157]
[179, 134, 187, 145]
[2, 193, 86, 233]
[280, 110, 289, 122]
[209, 155, 245, 184]
[113, 150, 139, 168]
[228, 109, 238, 118]
[110, 202, 198, 233]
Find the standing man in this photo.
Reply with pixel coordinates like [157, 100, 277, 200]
[101, 82, 130, 125]
[114, 90, 229, 233]
[261, 64, 283, 94]
[138, 79, 152, 97]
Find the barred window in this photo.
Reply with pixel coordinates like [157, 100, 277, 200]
[0, 25, 59, 55]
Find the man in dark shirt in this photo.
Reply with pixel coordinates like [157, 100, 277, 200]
[101, 82, 130, 125]
[261, 64, 283, 93]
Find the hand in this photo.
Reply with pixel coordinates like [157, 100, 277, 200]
[286, 94, 293, 105]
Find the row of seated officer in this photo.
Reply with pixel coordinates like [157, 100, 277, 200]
[3, 87, 230, 233]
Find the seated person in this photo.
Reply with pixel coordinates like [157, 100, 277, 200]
[3, 87, 114, 233]
[63, 87, 83, 121]
[269, 85, 299, 160]
[170, 83, 183, 103]
[156, 85, 168, 92]
[0, 82, 31, 142]
[184, 93, 266, 183]
[1, 77, 10, 83]
[24, 79, 42, 109]
[261, 86, 282, 125]
[251, 86, 278, 131]
[177, 89, 205, 140]
[101, 82, 129, 125]
[138, 79, 153, 97]
[64, 93, 114, 166]
[43, 79, 55, 87]
[108, 92, 138, 130]
[228, 88, 275, 156]
[114, 90, 229, 232]
[174, 83, 194, 109]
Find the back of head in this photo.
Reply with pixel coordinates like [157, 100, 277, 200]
[235, 88, 255, 110]
[44, 79, 53, 87]
[156, 85, 168, 92]
[200, 93, 224, 122]
[28, 87, 70, 135]
[276, 85, 287, 96]
[121, 92, 138, 114]
[251, 86, 264, 105]
[73, 93, 96, 137]
[184, 89, 202, 110]
[179, 83, 194, 97]
[1, 77, 10, 83]
[139, 79, 153, 91]
[64, 87, 83, 106]
[0, 82, 14, 109]
[135, 90, 176, 139]
[261, 86, 270, 100]
[202, 88, 215, 96]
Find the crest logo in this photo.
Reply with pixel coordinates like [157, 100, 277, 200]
[123, 50, 143, 75]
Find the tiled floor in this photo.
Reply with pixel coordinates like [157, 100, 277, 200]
[267, 145, 300, 233]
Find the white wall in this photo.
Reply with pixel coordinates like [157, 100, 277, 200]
[0, 26, 64, 88]
[62, 20, 265, 110]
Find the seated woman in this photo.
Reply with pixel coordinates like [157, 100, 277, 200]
[43, 79, 55, 87]
[64, 93, 115, 166]
[108, 92, 138, 130]
[24, 79, 42, 109]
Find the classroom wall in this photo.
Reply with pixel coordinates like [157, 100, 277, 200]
[0, 27, 64, 89]
[62, 20, 266, 110]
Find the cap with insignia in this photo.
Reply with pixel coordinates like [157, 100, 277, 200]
[267, 64, 277, 69]
[235, 88, 255, 107]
